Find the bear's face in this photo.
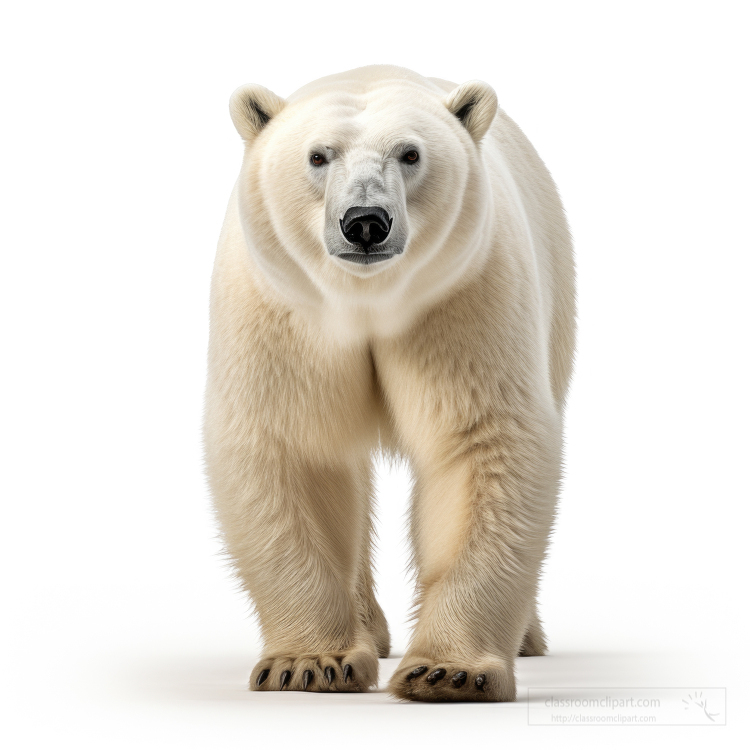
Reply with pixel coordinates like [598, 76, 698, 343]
[230, 68, 498, 321]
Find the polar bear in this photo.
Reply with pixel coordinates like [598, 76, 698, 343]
[204, 65, 575, 702]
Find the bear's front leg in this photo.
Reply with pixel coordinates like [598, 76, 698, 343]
[204, 299, 387, 692]
[383, 391, 561, 702]
[213, 448, 381, 692]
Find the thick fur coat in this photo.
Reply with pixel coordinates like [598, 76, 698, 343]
[204, 65, 575, 702]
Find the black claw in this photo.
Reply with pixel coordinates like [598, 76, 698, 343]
[256, 669, 270, 687]
[343, 664, 353, 683]
[302, 670, 313, 690]
[475, 673, 486, 691]
[407, 666, 429, 680]
[280, 670, 291, 689]
[324, 666, 334, 684]
[451, 671, 468, 688]
[426, 668, 447, 684]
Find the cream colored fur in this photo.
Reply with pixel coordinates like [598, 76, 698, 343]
[204, 65, 575, 702]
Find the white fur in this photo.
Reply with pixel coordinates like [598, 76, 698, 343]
[205, 65, 575, 701]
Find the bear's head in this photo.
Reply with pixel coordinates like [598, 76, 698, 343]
[229, 66, 498, 327]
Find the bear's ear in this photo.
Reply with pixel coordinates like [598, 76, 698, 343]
[444, 80, 498, 143]
[229, 84, 287, 141]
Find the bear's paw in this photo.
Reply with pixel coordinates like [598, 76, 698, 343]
[388, 658, 515, 702]
[250, 648, 378, 693]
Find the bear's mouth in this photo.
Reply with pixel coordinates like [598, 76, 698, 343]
[337, 252, 395, 265]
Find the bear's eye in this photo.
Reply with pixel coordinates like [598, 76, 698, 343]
[310, 153, 327, 167]
[403, 150, 419, 164]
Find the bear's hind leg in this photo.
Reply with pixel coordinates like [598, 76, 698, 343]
[354, 512, 391, 659]
[519, 606, 548, 657]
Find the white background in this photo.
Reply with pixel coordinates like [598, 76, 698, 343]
[1, 1, 748, 747]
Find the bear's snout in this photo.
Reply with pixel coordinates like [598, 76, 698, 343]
[339, 206, 393, 253]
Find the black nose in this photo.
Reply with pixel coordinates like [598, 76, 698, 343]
[340, 206, 392, 252]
